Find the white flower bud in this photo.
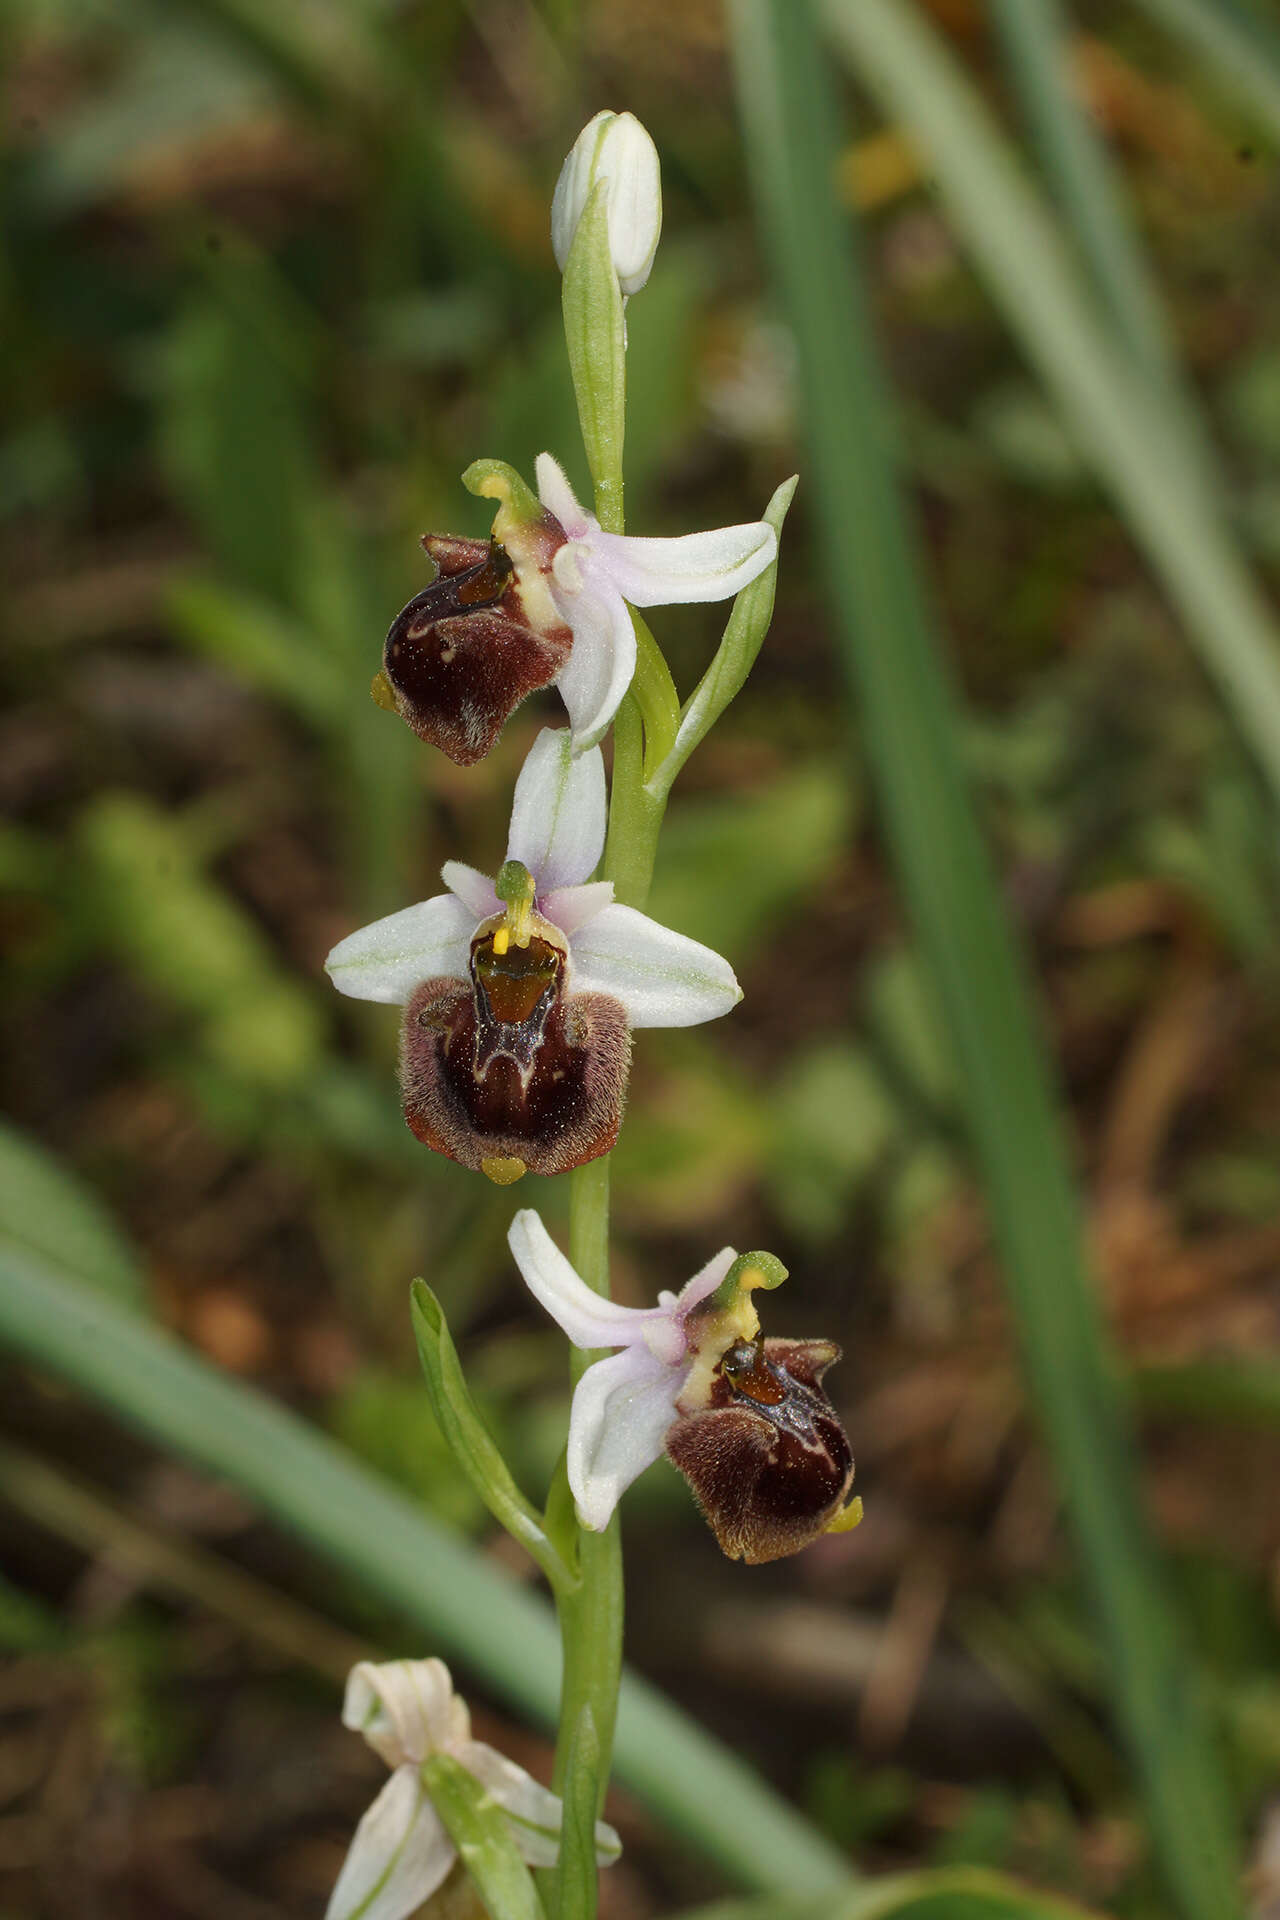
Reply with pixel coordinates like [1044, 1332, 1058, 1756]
[551, 110, 662, 296]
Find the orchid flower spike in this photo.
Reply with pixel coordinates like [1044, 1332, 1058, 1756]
[551, 109, 662, 296]
[379, 455, 777, 763]
[326, 727, 741, 1182]
[327, 1658, 619, 1920]
[509, 1211, 860, 1563]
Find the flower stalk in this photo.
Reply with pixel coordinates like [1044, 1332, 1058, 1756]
[323, 106, 808, 1920]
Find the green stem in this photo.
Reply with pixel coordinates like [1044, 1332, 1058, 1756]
[552, 725, 669, 1920]
[548, 323, 675, 1913]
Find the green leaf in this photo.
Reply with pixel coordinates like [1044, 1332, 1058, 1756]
[0, 1120, 146, 1308]
[561, 181, 626, 530]
[1136, 1356, 1280, 1427]
[167, 576, 346, 731]
[730, 6, 1243, 1917]
[648, 476, 799, 800]
[420, 1752, 543, 1920]
[820, 0, 1280, 818]
[1130, 0, 1280, 145]
[409, 1280, 575, 1594]
[991, 0, 1187, 399]
[675, 1862, 1106, 1919]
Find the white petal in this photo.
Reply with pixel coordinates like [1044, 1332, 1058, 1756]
[543, 880, 614, 936]
[442, 861, 499, 921]
[553, 580, 636, 753]
[456, 1742, 620, 1868]
[567, 904, 741, 1028]
[505, 728, 606, 892]
[535, 452, 592, 539]
[567, 1346, 682, 1531]
[326, 895, 473, 1006]
[591, 521, 776, 607]
[508, 1210, 662, 1351]
[675, 1246, 738, 1316]
[326, 1766, 454, 1920]
[343, 1659, 466, 1769]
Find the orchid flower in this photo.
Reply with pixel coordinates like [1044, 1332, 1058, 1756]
[509, 1211, 860, 1562]
[327, 1658, 619, 1920]
[326, 727, 740, 1182]
[379, 456, 777, 763]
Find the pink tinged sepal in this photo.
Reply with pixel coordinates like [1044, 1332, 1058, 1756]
[508, 1210, 738, 1528]
[532, 454, 778, 753]
[504, 725, 605, 891]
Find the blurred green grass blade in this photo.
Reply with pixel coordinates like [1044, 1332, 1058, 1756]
[820, 0, 1280, 816]
[990, 0, 1185, 396]
[729, 6, 1241, 1919]
[1130, 0, 1280, 143]
[1136, 1356, 1280, 1425]
[0, 1245, 848, 1897]
[0, 1121, 146, 1310]
[676, 1862, 1106, 1919]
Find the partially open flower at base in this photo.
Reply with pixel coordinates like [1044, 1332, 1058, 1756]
[378, 455, 778, 761]
[327, 1658, 619, 1920]
[326, 728, 740, 1181]
[508, 1213, 858, 1560]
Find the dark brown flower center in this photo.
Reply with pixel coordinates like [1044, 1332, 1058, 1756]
[472, 932, 562, 1028]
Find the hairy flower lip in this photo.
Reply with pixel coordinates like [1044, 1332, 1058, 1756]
[325, 728, 741, 1177]
[326, 1658, 619, 1920]
[381, 529, 571, 767]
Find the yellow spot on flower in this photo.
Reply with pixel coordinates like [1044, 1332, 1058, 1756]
[825, 1497, 864, 1537]
[370, 669, 399, 713]
[492, 927, 510, 957]
[481, 1156, 527, 1186]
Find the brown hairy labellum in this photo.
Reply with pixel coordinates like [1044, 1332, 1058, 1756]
[666, 1335, 854, 1564]
[399, 927, 631, 1178]
[383, 525, 571, 766]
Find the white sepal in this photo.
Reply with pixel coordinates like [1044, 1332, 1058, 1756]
[505, 728, 606, 890]
[566, 1345, 682, 1531]
[325, 894, 473, 1005]
[507, 1210, 666, 1351]
[325, 1767, 454, 1920]
[551, 581, 637, 754]
[592, 521, 777, 606]
[567, 904, 742, 1028]
[343, 1658, 469, 1769]
[458, 1740, 621, 1868]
